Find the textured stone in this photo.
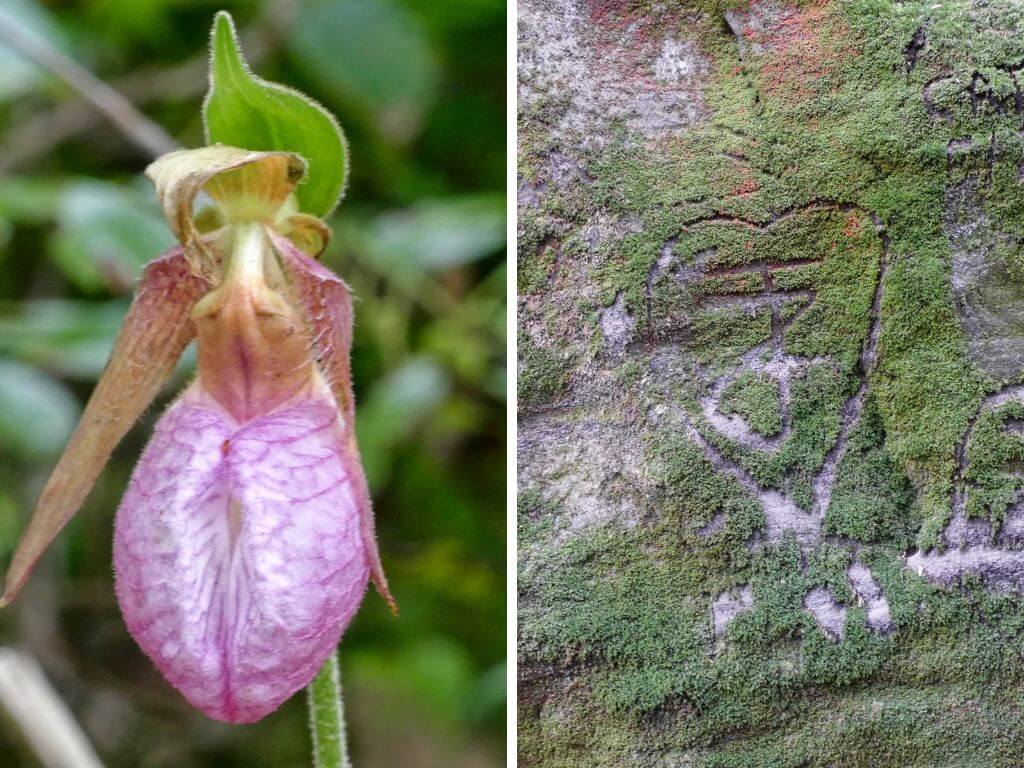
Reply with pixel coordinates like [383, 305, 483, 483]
[519, 0, 1024, 765]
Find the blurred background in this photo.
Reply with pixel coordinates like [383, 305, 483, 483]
[0, 0, 505, 766]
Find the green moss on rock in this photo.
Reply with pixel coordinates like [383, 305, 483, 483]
[518, 0, 1024, 764]
[519, 335, 568, 407]
[719, 371, 783, 437]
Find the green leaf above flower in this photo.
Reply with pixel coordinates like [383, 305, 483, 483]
[202, 11, 348, 218]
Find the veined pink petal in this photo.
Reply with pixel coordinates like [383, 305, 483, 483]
[269, 228, 395, 614]
[113, 382, 368, 723]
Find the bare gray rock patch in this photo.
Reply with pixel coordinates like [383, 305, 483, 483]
[712, 585, 754, 638]
[518, 414, 649, 539]
[518, 0, 710, 147]
[600, 292, 635, 356]
[804, 587, 847, 641]
[946, 175, 1024, 381]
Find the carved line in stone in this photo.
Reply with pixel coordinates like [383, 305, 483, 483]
[712, 557, 894, 644]
[689, 205, 894, 640]
[688, 206, 887, 541]
[653, 28, 900, 634]
[907, 92, 1024, 588]
[705, 1, 1024, 642]
[908, 384, 1024, 587]
[698, 269, 818, 453]
[848, 561, 893, 633]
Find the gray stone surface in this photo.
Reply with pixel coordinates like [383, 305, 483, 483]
[518, 0, 709, 147]
[947, 177, 1024, 382]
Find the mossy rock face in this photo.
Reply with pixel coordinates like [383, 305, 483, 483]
[519, 0, 1024, 765]
[719, 372, 783, 437]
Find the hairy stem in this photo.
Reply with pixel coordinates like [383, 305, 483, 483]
[307, 651, 352, 768]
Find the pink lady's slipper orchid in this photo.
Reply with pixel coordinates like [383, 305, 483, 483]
[1, 145, 394, 723]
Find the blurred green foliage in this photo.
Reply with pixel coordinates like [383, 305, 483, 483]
[0, 1, 505, 766]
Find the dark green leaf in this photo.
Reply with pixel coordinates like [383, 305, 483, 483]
[288, 0, 440, 144]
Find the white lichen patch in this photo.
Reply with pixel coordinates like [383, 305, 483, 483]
[580, 211, 643, 250]
[653, 39, 705, 84]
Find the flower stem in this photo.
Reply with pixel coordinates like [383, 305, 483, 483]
[307, 651, 352, 768]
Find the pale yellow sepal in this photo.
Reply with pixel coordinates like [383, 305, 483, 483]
[278, 213, 332, 258]
[146, 145, 306, 279]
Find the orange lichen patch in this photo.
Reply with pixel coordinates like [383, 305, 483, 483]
[585, 0, 633, 26]
[843, 210, 864, 238]
[729, 169, 760, 197]
[757, 0, 860, 105]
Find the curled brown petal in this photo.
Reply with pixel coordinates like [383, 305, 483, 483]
[0, 247, 210, 607]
